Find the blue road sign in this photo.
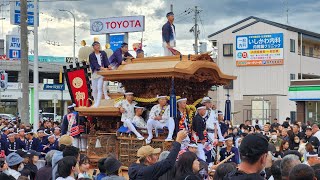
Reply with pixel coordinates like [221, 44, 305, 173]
[43, 84, 65, 91]
[110, 34, 125, 52]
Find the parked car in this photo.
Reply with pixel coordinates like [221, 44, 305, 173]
[40, 112, 61, 122]
[0, 114, 16, 121]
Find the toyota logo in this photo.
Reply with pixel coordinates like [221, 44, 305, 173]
[91, 21, 103, 32]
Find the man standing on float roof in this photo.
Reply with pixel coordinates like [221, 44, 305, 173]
[89, 41, 112, 108]
[162, 12, 176, 56]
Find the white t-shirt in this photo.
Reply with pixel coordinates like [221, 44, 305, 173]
[95, 53, 102, 66]
[171, 25, 176, 47]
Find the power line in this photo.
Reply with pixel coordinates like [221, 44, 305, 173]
[175, 9, 193, 22]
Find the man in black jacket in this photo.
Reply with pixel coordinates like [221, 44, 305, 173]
[128, 130, 188, 180]
[224, 133, 268, 180]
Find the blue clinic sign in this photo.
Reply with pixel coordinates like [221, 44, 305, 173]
[236, 33, 283, 50]
[110, 34, 125, 52]
[6, 35, 21, 60]
[43, 84, 65, 91]
[235, 33, 284, 66]
[10, 1, 39, 26]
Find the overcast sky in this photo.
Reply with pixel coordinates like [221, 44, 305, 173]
[2, 0, 320, 57]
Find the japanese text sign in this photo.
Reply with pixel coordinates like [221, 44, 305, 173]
[236, 33, 284, 66]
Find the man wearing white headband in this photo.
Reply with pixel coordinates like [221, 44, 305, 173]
[175, 98, 190, 134]
[132, 105, 147, 130]
[146, 95, 175, 144]
[25, 129, 40, 151]
[202, 97, 224, 142]
[192, 106, 208, 161]
[115, 92, 144, 140]
[306, 151, 320, 166]
[42, 134, 58, 154]
[61, 103, 81, 149]
[5, 132, 26, 155]
[17, 128, 27, 146]
[53, 127, 61, 139]
[174, 98, 190, 147]
[219, 135, 239, 164]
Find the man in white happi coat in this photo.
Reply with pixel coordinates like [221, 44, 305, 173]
[146, 95, 175, 144]
[132, 105, 147, 130]
[115, 92, 144, 140]
[201, 97, 224, 142]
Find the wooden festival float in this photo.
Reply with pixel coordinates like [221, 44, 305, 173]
[63, 53, 236, 166]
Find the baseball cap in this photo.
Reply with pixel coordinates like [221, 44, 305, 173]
[239, 133, 268, 158]
[137, 145, 161, 158]
[306, 126, 312, 131]
[6, 153, 24, 166]
[59, 135, 73, 146]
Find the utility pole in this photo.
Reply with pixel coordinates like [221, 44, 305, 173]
[33, 0, 39, 131]
[194, 6, 198, 54]
[20, 0, 29, 125]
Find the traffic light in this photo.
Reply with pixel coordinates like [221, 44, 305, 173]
[0, 71, 8, 89]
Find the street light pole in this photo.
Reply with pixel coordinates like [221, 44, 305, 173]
[59, 9, 76, 67]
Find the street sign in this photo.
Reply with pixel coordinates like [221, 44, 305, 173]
[90, 16, 145, 35]
[65, 57, 79, 64]
[43, 84, 65, 91]
[10, 1, 39, 26]
[110, 34, 125, 52]
[6, 35, 21, 60]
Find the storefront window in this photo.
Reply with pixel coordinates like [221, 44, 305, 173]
[306, 101, 320, 123]
[252, 99, 271, 124]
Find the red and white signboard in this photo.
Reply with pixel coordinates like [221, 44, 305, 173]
[90, 16, 145, 35]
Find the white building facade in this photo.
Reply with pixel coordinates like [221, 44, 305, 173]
[208, 16, 320, 125]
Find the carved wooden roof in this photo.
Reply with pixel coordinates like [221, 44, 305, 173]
[98, 54, 236, 84]
[76, 54, 237, 116]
